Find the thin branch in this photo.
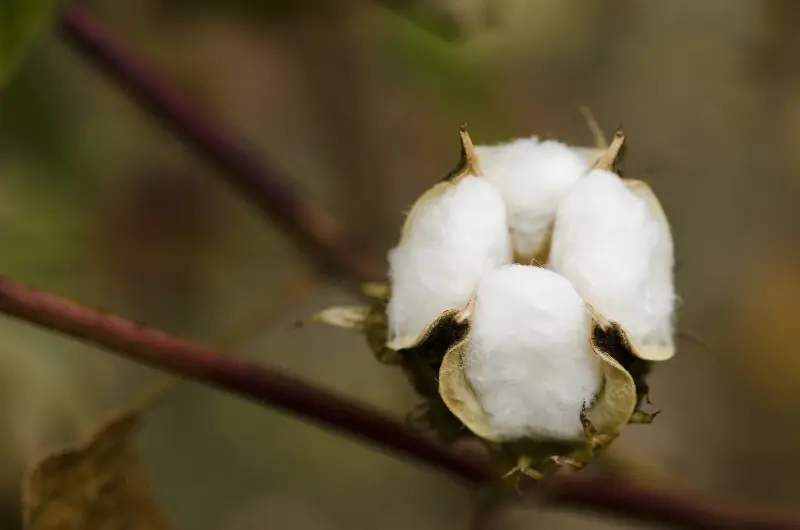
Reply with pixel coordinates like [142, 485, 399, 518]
[0, 275, 798, 529]
[547, 473, 800, 530]
[59, 3, 384, 284]
[0, 275, 486, 483]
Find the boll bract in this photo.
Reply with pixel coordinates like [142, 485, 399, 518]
[549, 168, 676, 361]
[385, 128, 512, 350]
[462, 264, 603, 441]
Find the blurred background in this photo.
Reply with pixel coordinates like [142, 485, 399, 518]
[1, 0, 800, 528]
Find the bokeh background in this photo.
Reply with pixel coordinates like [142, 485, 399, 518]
[1, 0, 800, 528]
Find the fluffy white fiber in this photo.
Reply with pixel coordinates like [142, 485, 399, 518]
[386, 176, 512, 348]
[476, 137, 591, 261]
[549, 169, 676, 354]
[463, 264, 603, 441]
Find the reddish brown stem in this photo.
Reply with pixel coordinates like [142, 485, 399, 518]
[0, 276, 485, 482]
[59, 3, 384, 284]
[548, 473, 800, 530]
[0, 275, 798, 529]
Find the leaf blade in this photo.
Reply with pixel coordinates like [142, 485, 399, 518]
[22, 409, 174, 530]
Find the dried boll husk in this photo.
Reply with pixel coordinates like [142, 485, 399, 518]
[308, 292, 473, 442]
[474, 136, 601, 264]
[437, 264, 639, 478]
[549, 132, 676, 362]
[385, 127, 513, 350]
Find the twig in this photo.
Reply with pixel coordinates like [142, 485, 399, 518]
[0, 275, 487, 483]
[59, 4, 384, 284]
[133, 270, 318, 411]
[547, 472, 800, 530]
[0, 275, 798, 529]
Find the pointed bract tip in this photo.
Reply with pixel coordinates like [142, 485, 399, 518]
[591, 128, 626, 172]
[459, 126, 482, 177]
[445, 124, 483, 181]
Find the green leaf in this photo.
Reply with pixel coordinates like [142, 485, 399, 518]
[0, 0, 58, 88]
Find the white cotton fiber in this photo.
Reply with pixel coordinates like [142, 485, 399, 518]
[463, 264, 603, 441]
[386, 176, 512, 348]
[475, 137, 591, 261]
[549, 170, 676, 354]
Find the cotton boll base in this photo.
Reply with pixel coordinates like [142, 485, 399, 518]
[463, 265, 603, 442]
[550, 170, 676, 359]
[476, 138, 592, 263]
[386, 176, 512, 349]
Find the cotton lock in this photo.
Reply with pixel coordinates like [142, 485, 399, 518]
[463, 264, 603, 442]
[549, 169, 676, 360]
[475, 137, 593, 263]
[386, 174, 512, 350]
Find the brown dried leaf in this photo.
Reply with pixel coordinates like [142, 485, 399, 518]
[23, 409, 173, 530]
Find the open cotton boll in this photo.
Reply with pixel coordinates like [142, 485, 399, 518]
[550, 170, 676, 356]
[463, 264, 603, 441]
[386, 176, 512, 349]
[475, 138, 591, 262]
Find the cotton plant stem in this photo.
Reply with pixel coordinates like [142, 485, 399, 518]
[132, 271, 318, 411]
[0, 275, 488, 483]
[546, 472, 800, 530]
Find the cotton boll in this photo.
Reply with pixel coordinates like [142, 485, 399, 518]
[476, 138, 591, 262]
[386, 176, 512, 349]
[463, 264, 603, 441]
[550, 170, 676, 358]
